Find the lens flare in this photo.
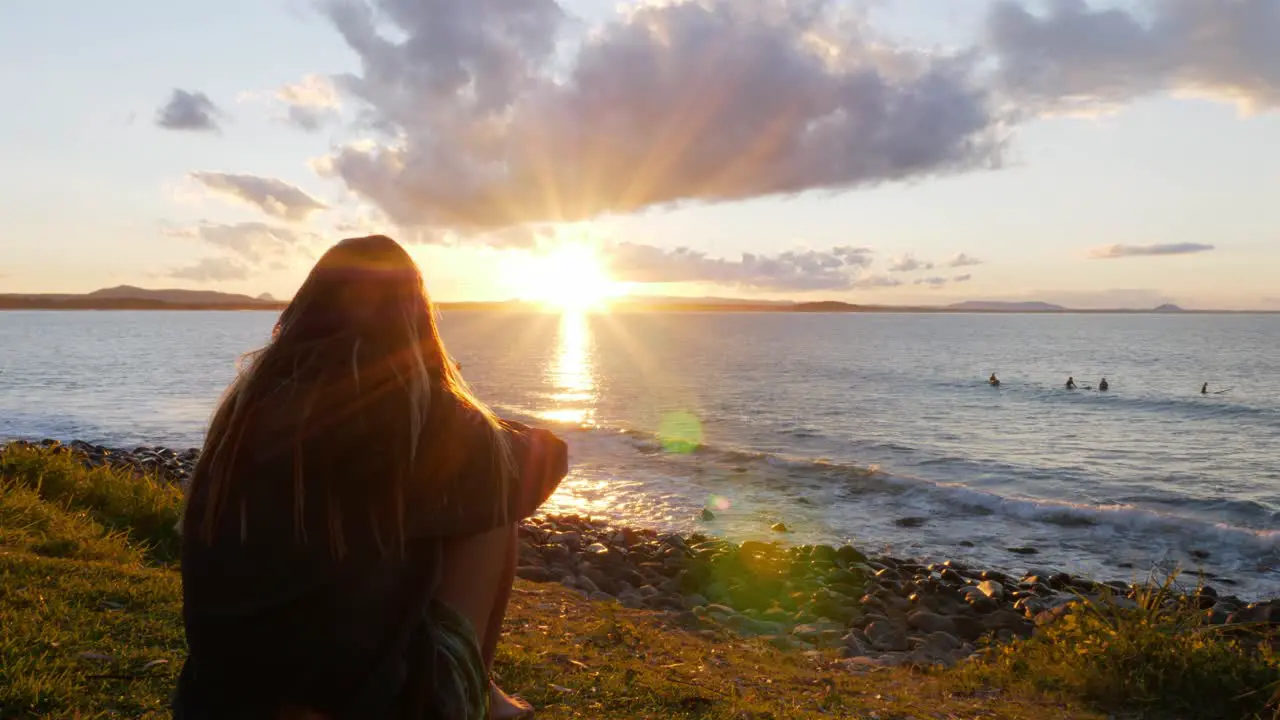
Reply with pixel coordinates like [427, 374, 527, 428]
[659, 410, 703, 454]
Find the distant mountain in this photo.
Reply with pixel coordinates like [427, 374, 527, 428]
[793, 301, 861, 312]
[1152, 303, 1185, 313]
[0, 286, 282, 310]
[622, 295, 795, 307]
[947, 301, 1067, 312]
[85, 285, 271, 305]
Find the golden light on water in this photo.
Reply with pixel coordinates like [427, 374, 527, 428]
[537, 310, 598, 426]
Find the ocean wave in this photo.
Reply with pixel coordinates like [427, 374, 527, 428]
[534, 417, 1276, 547]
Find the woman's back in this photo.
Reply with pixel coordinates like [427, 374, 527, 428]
[176, 236, 567, 719]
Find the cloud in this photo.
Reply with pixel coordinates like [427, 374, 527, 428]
[319, 0, 1007, 229]
[189, 172, 328, 221]
[165, 222, 323, 282]
[155, 89, 224, 132]
[953, 273, 973, 283]
[277, 75, 341, 131]
[914, 276, 949, 288]
[1089, 242, 1215, 259]
[986, 0, 1280, 112]
[169, 257, 251, 282]
[851, 273, 902, 289]
[947, 253, 983, 268]
[603, 243, 875, 291]
[888, 254, 934, 272]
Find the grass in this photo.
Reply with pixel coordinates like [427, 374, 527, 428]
[0, 446, 182, 563]
[960, 579, 1280, 719]
[1, 445, 1276, 719]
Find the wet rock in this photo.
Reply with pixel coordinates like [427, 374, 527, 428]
[1007, 546, 1038, 555]
[836, 545, 868, 566]
[893, 516, 927, 528]
[699, 508, 715, 521]
[976, 580, 1005, 602]
[770, 522, 789, 533]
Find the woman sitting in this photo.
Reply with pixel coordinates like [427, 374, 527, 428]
[175, 235, 567, 719]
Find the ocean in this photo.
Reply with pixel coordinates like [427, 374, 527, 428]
[1, 310, 1277, 597]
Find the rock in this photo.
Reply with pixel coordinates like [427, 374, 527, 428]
[684, 593, 709, 608]
[770, 522, 789, 533]
[949, 615, 985, 642]
[793, 625, 845, 647]
[982, 609, 1033, 639]
[588, 591, 617, 604]
[765, 634, 808, 651]
[699, 508, 716, 521]
[549, 531, 582, 551]
[836, 545, 867, 566]
[864, 620, 908, 652]
[1228, 603, 1278, 626]
[893, 516, 927, 528]
[906, 610, 956, 635]
[1006, 546, 1038, 555]
[976, 580, 1005, 602]
[1034, 603, 1077, 627]
[922, 631, 963, 653]
[962, 590, 998, 614]
[516, 566, 553, 583]
[675, 610, 700, 628]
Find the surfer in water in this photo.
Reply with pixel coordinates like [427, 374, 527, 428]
[1099, 378, 1109, 392]
[1202, 382, 1209, 395]
[989, 373, 1000, 387]
[1066, 377, 1077, 390]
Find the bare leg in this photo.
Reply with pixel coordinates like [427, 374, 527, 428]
[439, 524, 533, 719]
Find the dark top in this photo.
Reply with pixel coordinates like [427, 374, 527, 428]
[174, 410, 567, 720]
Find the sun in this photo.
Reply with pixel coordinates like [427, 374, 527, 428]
[518, 242, 621, 311]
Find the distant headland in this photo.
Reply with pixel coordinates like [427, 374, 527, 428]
[0, 286, 1258, 313]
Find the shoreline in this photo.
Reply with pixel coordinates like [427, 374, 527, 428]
[5, 438, 1276, 669]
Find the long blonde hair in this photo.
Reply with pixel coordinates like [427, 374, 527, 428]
[186, 235, 517, 555]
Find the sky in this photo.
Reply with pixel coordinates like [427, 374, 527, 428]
[0, 0, 1276, 310]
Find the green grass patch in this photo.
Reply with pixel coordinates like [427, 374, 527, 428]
[0, 446, 183, 563]
[960, 578, 1280, 719]
[0, 481, 140, 564]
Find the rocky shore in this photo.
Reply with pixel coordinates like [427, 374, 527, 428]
[7, 438, 1277, 670]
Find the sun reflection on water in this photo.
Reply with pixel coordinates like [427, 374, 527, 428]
[538, 311, 597, 426]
